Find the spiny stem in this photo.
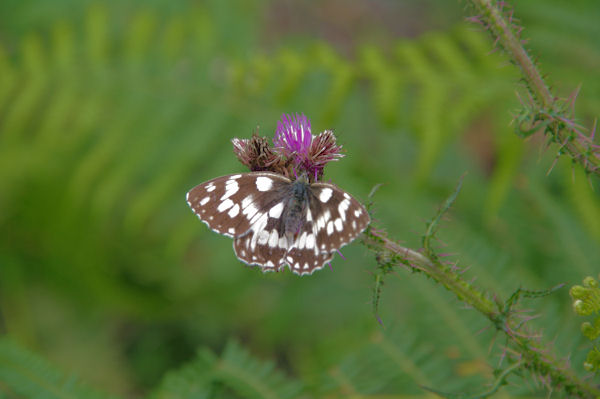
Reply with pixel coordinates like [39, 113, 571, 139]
[477, 0, 552, 107]
[361, 230, 600, 398]
[468, 0, 600, 176]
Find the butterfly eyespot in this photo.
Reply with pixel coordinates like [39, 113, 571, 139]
[187, 172, 370, 275]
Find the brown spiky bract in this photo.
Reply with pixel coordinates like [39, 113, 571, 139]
[232, 133, 291, 178]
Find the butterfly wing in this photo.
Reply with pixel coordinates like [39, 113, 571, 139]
[273, 182, 370, 276]
[187, 173, 370, 276]
[186, 172, 292, 238]
[308, 182, 371, 254]
[283, 246, 335, 275]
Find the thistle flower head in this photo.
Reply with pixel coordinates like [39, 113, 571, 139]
[273, 113, 343, 181]
[232, 113, 344, 182]
[273, 113, 313, 159]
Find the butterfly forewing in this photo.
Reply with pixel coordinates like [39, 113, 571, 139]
[186, 172, 291, 238]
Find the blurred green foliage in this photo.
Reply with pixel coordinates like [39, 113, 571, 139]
[0, 0, 599, 397]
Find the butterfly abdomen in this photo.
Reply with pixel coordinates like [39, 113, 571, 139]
[282, 180, 309, 238]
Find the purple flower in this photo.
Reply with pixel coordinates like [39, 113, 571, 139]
[273, 113, 344, 181]
[273, 113, 313, 159]
[231, 113, 343, 181]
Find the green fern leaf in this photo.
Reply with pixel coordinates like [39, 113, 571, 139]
[151, 340, 303, 399]
[0, 337, 118, 399]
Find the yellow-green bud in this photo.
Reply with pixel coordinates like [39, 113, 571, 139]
[574, 299, 593, 316]
[570, 285, 588, 299]
[583, 276, 598, 288]
[581, 321, 599, 340]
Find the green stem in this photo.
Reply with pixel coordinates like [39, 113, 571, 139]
[478, 0, 552, 107]
[468, 0, 600, 176]
[363, 231, 600, 398]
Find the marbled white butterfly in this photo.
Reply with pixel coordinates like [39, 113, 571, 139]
[186, 171, 370, 275]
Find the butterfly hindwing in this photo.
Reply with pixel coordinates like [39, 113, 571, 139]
[233, 232, 287, 272]
[284, 246, 335, 275]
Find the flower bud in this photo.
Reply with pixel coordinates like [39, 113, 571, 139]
[583, 276, 598, 288]
[581, 321, 600, 340]
[569, 285, 588, 299]
[574, 299, 593, 316]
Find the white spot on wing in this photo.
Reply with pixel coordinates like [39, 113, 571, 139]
[269, 202, 284, 219]
[319, 188, 333, 203]
[243, 204, 259, 221]
[221, 179, 239, 200]
[334, 218, 343, 231]
[316, 216, 325, 231]
[242, 195, 253, 209]
[278, 236, 288, 249]
[354, 209, 362, 217]
[338, 199, 350, 221]
[249, 210, 263, 225]
[217, 199, 234, 212]
[306, 233, 315, 249]
[228, 203, 240, 218]
[230, 174, 242, 179]
[257, 230, 269, 244]
[256, 176, 273, 192]
[251, 213, 269, 235]
[327, 221, 334, 235]
[268, 230, 279, 247]
[206, 184, 216, 192]
[297, 231, 307, 249]
[200, 196, 210, 206]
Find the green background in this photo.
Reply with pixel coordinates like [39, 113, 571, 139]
[0, 0, 599, 397]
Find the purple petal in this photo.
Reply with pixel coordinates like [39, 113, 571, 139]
[273, 113, 313, 155]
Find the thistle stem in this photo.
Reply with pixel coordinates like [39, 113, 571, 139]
[362, 231, 600, 398]
[468, 0, 600, 176]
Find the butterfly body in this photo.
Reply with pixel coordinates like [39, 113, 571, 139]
[186, 171, 370, 275]
[282, 177, 310, 237]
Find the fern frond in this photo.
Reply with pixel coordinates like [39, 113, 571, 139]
[0, 337, 118, 399]
[151, 340, 304, 399]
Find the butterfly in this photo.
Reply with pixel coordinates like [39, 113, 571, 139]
[186, 172, 370, 275]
